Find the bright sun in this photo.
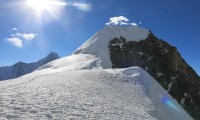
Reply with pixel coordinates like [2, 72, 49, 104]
[27, 0, 50, 12]
[26, 0, 67, 14]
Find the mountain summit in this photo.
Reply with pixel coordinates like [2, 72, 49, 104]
[74, 26, 149, 68]
[0, 52, 60, 81]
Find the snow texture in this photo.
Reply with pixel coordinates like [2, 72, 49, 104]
[37, 54, 103, 73]
[0, 62, 192, 119]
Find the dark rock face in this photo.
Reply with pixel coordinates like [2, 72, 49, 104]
[0, 52, 60, 81]
[108, 32, 200, 119]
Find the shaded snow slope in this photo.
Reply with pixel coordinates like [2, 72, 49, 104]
[0, 63, 192, 119]
[74, 26, 149, 68]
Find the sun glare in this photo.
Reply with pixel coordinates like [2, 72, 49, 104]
[27, 0, 49, 12]
[26, 0, 67, 14]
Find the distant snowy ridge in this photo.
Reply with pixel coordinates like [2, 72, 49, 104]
[74, 26, 149, 68]
[0, 52, 59, 81]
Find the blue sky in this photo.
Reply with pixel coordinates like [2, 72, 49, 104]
[0, 0, 200, 75]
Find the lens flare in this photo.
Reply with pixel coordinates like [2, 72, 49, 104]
[160, 94, 180, 112]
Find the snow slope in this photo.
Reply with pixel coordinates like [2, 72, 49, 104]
[74, 26, 149, 68]
[0, 56, 193, 119]
[37, 54, 102, 73]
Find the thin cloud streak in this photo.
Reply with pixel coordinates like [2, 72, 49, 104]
[72, 3, 91, 12]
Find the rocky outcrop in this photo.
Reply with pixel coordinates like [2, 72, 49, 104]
[108, 32, 200, 119]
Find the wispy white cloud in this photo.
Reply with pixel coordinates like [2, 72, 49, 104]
[7, 28, 38, 48]
[131, 23, 138, 26]
[72, 3, 91, 12]
[105, 16, 139, 26]
[22, 33, 38, 41]
[9, 27, 18, 32]
[11, 33, 38, 41]
[12, 28, 18, 31]
[7, 37, 23, 48]
[106, 16, 129, 25]
[120, 22, 129, 26]
[11, 33, 21, 37]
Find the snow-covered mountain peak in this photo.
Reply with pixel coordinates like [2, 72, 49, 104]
[47, 51, 59, 58]
[74, 25, 149, 68]
[38, 52, 60, 63]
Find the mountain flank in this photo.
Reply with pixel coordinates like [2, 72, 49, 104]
[108, 31, 200, 119]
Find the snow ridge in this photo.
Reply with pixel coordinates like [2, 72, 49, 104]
[0, 67, 193, 120]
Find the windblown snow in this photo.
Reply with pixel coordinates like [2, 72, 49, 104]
[0, 26, 193, 120]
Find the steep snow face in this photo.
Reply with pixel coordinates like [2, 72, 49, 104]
[0, 52, 59, 81]
[0, 65, 192, 120]
[74, 26, 149, 68]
